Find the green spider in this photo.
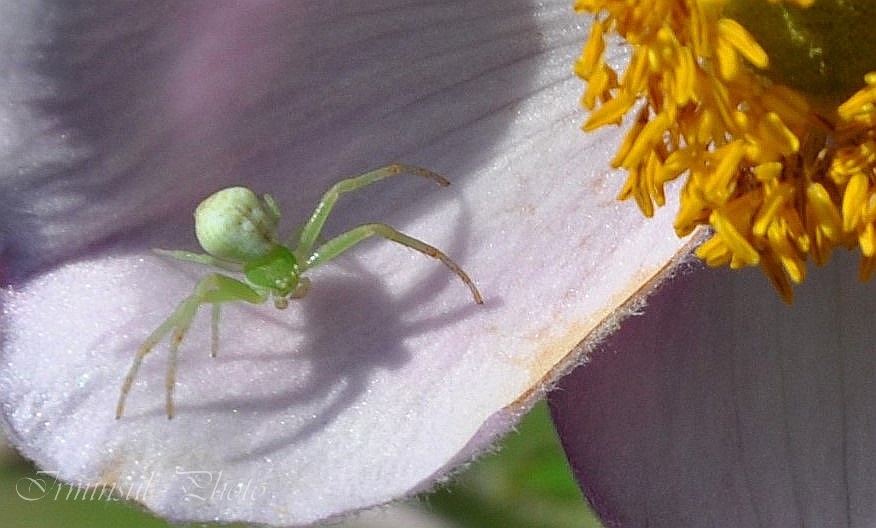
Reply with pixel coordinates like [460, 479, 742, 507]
[116, 164, 484, 419]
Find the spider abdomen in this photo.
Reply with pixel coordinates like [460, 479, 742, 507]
[194, 186, 280, 262]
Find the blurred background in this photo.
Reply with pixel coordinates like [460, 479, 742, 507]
[0, 401, 605, 528]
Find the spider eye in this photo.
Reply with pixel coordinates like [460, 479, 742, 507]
[194, 186, 279, 262]
[244, 246, 299, 294]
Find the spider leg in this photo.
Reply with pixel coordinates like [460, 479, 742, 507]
[295, 164, 449, 259]
[154, 249, 243, 272]
[306, 223, 483, 304]
[116, 273, 267, 419]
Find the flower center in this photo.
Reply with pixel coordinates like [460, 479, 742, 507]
[576, 0, 876, 301]
[724, 0, 876, 112]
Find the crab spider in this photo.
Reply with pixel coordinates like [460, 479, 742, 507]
[116, 164, 483, 419]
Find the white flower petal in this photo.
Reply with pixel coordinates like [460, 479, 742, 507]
[551, 252, 876, 528]
[2, 2, 688, 525]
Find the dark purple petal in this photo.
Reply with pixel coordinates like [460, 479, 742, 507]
[551, 253, 876, 527]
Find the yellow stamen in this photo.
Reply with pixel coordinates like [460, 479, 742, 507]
[576, 0, 876, 301]
[842, 172, 869, 232]
[708, 209, 760, 267]
[717, 18, 769, 72]
[752, 181, 793, 237]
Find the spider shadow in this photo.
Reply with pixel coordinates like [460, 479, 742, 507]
[169, 258, 483, 461]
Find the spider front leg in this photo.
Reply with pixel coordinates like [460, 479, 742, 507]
[116, 273, 267, 419]
[306, 223, 484, 304]
[295, 164, 449, 259]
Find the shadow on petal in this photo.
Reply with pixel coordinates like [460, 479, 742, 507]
[2, 0, 547, 284]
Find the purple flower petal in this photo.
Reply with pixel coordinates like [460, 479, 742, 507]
[551, 252, 876, 527]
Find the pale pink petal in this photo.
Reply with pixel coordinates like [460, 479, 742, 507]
[1, 2, 688, 525]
